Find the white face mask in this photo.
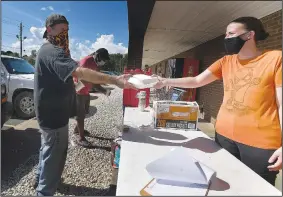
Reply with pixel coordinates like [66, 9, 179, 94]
[97, 60, 105, 66]
[93, 55, 105, 66]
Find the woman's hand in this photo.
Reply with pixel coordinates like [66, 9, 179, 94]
[152, 75, 167, 89]
[268, 147, 282, 171]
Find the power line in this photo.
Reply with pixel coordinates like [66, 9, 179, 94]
[2, 18, 38, 57]
[2, 21, 18, 27]
[2, 19, 37, 34]
[3, 31, 17, 35]
[2, 17, 35, 29]
[3, 34, 17, 37]
[2, 20, 28, 57]
[3, 16, 21, 23]
[3, 32, 18, 38]
[2, 18, 19, 25]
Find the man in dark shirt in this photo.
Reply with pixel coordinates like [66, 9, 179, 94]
[34, 14, 134, 196]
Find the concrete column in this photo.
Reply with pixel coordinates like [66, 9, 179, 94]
[127, 0, 155, 69]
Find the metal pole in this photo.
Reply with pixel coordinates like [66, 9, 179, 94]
[19, 22, 23, 57]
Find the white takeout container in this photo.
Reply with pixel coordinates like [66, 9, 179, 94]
[128, 74, 159, 89]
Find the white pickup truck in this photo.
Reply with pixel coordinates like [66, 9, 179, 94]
[1, 55, 35, 119]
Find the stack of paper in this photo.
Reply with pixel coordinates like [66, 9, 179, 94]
[141, 147, 216, 196]
[128, 74, 159, 89]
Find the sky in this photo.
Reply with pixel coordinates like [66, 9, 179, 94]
[2, 1, 129, 60]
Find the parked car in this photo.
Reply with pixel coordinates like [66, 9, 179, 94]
[1, 55, 35, 119]
[1, 63, 13, 128]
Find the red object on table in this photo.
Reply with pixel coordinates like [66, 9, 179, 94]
[182, 59, 199, 101]
[123, 67, 150, 107]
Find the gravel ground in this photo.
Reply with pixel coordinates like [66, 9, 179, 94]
[1, 85, 123, 196]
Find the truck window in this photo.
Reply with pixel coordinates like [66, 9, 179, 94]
[1, 58, 35, 74]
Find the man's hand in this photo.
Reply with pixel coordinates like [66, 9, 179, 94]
[115, 74, 136, 89]
[268, 147, 282, 171]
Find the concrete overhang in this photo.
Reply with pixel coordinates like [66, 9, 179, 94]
[142, 1, 282, 67]
[127, 0, 155, 68]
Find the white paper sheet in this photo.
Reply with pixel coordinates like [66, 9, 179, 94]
[144, 147, 216, 196]
[128, 74, 158, 89]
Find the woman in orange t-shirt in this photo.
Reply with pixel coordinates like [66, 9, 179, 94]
[154, 16, 282, 186]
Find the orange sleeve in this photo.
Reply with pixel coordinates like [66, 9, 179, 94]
[207, 57, 225, 79]
[274, 56, 282, 87]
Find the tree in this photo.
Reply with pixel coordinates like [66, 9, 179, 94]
[14, 52, 20, 57]
[27, 50, 37, 66]
[121, 54, 128, 71]
[4, 51, 14, 56]
[31, 50, 37, 58]
[27, 58, 35, 66]
[1, 50, 19, 57]
[104, 53, 128, 73]
[22, 55, 29, 60]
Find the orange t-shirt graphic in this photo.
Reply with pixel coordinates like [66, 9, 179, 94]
[208, 50, 282, 149]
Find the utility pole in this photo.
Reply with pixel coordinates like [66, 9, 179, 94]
[20, 22, 23, 58]
[16, 22, 27, 58]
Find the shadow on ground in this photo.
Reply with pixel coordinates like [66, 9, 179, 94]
[90, 95, 98, 100]
[93, 136, 115, 141]
[57, 183, 117, 196]
[83, 144, 112, 152]
[85, 106, 98, 117]
[1, 127, 40, 188]
[123, 127, 221, 154]
[89, 86, 114, 94]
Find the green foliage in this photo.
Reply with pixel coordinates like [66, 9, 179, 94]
[1, 50, 36, 66]
[1, 50, 19, 57]
[104, 53, 128, 73]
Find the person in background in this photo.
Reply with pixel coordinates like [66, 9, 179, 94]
[144, 64, 149, 72]
[154, 16, 282, 186]
[34, 14, 134, 196]
[73, 48, 111, 147]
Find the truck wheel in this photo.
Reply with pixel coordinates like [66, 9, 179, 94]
[14, 91, 35, 119]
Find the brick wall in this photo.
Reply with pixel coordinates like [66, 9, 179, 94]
[178, 10, 282, 123]
[257, 10, 282, 50]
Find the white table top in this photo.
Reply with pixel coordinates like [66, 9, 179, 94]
[116, 107, 282, 196]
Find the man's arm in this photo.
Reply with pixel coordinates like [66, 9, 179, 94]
[52, 49, 132, 89]
[72, 67, 124, 88]
[78, 57, 111, 92]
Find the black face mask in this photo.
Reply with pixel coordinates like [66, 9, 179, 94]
[224, 32, 249, 54]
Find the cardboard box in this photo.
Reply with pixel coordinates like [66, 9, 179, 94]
[153, 101, 199, 130]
